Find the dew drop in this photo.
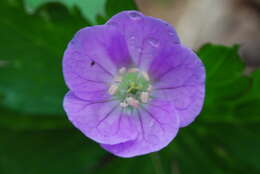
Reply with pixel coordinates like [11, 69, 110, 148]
[137, 48, 142, 53]
[129, 35, 136, 42]
[107, 21, 118, 27]
[148, 120, 155, 128]
[169, 32, 175, 36]
[129, 36, 137, 47]
[148, 38, 160, 47]
[128, 11, 142, 20]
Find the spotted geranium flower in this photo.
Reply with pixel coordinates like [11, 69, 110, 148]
[63, 11, 205, 158]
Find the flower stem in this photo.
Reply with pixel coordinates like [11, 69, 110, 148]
[150, 152, 164, 174]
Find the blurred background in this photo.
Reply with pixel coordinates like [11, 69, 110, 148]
[0, 0, 260, 173]
[137, 0, 260, 68]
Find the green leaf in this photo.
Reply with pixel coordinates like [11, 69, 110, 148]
[197, 44, 253, 123]
[198, 44, 246, 104]
[0, 107, 71, 130]
[198, 44, 245, 86]
[0, 0, 87, 115]
[106, 0, 137, 18]
[202, 123, 260, 172]
[23, 0, 137, 24]
[233, 69, 260, 122]
[95, 155, 158, 174]
[159, 123, 260, 174]
[0, 128, 106, 174]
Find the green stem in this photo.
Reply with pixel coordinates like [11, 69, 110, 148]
[150, 152, 164, 174]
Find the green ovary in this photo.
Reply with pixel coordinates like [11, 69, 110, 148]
[116, 71, 150, 99]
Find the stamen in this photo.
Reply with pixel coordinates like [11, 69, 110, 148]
[140, 92, 149, 103]
[126, 97, 139, 108]
[120, 101, 128, 107]
[147, 85, 152, 92]
[113, 75, 122, 82]
[142, 71, 150, 81]
[128, 68, 139, 73]
[108, 84, 118, 95]
[109, 67, 152, 109]
[119, 67, 126, 74]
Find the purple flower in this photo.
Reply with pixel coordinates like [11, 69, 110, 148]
[63, 11, 205, 158]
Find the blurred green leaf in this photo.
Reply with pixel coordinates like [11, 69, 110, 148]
[197, 44, 255, 123]
[204, 123, 260, 172]
[24, 0, 106, 24]
[198, 44, 244, 85]
[198, 44, 246, 105]
[0, 128, 106, 174]
[153, 122, 260, 174]
[23, 0, 137, 24]
[0, 107, 71, 130]
[233, 69, 260, 121]
[106, 0, 137, 18]
[0, 0, 87, 115]
[95, 155, 158, 174]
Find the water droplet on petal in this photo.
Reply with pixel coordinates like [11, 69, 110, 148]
[129, 35, 136, 42]
[128, 11, 142, 20]
[169, 32, 175, 36]
[148, 38, 160, 47]
[148, 120, 155, 128]
[107, 21, 118, 27]
[137, 48, 142, 53]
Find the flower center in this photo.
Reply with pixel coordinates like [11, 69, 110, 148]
[108, 67, 152, 108]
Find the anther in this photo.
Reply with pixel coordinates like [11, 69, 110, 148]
[120, 101, 128, 107]
[126, 97, 139, 108]
[142, 71, 150, 81]
[147, 85, 152, 92]
[128, 68, 139, 73]
[119, 67, 126, 74]
[140, 92, 149, 103]
[108, 84, 118, 95]
[113, 75, 122, 82]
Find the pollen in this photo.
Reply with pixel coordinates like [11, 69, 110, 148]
[119, 67, 126, 74]
[113, 75, 122, 82]
[126, 97, 139, 108]
[120, 101, 128, 107]
[142, 71, 150, 81]
[108, 84, 118, 95]
[147, 85, 152, 92]
[140, 92, 149, 103]
[128, 68, 139, 73]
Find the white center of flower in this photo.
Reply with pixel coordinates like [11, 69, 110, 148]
[108, 67, 152, 109]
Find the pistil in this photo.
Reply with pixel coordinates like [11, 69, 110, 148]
[108, 67, 152, 109]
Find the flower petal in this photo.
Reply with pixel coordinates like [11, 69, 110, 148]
[150, 45, 205, 127]
[63, 91, 138, 145]
[63, 24, 131, 100]
[106, 10, 180, 70]
[100, 99, 179, 157]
